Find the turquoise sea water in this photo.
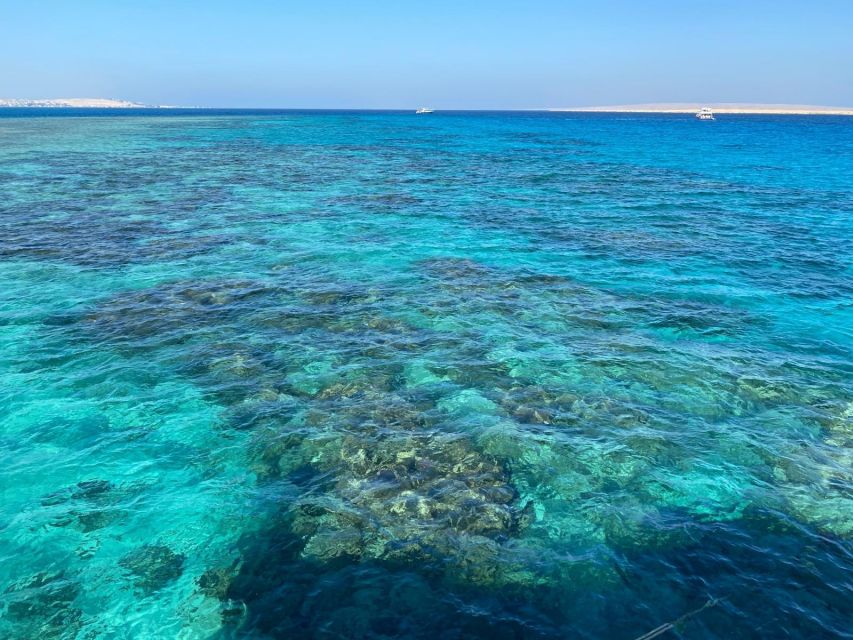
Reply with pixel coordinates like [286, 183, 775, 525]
[0, 109, 851, 639]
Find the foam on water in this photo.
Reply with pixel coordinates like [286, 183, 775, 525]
[0, 110, 851, 639]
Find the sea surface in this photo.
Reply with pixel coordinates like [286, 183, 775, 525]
[0, 109, 851, 639]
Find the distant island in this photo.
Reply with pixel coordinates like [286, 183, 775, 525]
[0, 98, 170, 108]
[553, 103, 853, 116]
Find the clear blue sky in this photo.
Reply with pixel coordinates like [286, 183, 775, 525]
[2, 0, 851, 108]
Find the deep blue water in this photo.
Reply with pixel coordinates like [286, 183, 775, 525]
[0, 110, 851, 639]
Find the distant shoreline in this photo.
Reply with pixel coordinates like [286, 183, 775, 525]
[0, 99, 179, 109]
[552, 103, 853, 116]
[2, 100, 853, 115]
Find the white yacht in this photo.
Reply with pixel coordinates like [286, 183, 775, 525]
[696, 107, 715, 120]
[415, 107, 434, 114]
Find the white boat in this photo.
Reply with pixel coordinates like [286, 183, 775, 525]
[415, 107, 434, 114]
[696, 107, 715, 120]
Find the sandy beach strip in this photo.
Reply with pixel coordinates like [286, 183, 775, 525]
[551, 103, 853, 116]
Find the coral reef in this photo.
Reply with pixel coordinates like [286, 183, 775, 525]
[119, 544, 186, 593]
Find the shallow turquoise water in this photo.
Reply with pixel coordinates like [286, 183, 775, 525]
[0, 110, 851, 639]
